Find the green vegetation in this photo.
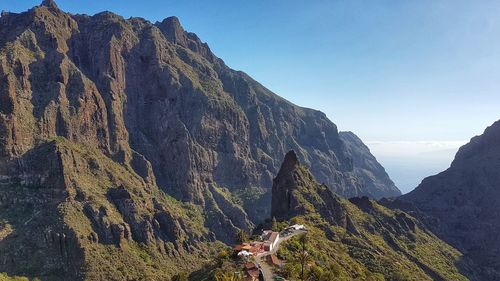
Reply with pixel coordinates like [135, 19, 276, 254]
[269, 157, 469, 281]
[213, 271, 243, 281]
[0, 32, 45, 62]
[186, 246, 252, 281]
[171, 272, 188, 281]
[233, 187, 270, 224]
[0, 273, 41, 281]
[51, 138, 218, 279]
[0, 273, 30, 281]
[276, 207, 469, 281]
[272, 217, 278, 232]
[236, 229, 249, 244]
[0, 138, 220, 280]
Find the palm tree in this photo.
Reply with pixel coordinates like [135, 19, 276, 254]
[272, 216, 278, 232]
[298, 234, 310, 281]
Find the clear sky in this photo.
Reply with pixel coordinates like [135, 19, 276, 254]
[3, 0, 500, 192]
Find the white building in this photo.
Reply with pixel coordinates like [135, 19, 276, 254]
[289, 224, 306, 231]
[262, 231, 279, 251]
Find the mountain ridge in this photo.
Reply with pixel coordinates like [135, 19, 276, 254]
[0, 0, 399, 227]
[269, 150, 472, 281]
[399, 119, 500, 281]
[0, 1, 401, 279]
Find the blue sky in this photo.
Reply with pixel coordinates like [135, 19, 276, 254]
[3, 1, 500, 192]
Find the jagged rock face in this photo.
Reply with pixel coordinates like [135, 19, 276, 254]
[4, 0, 399, 200]
[0, 1, 253, 242]
[0, 142, 84, 279]
[401, 120, 500, 281]
[340, 131, 400, 198]
[0, 139, 214, 280]
[0, 0, 401, 268]
[271, 150, 348, 227]
[0, 0, 399, 239]
[0, 3, 118, 160]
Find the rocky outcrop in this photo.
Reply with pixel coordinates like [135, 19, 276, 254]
[400, 120, 500, 281]
[271, 150, 416, 238]
[271, 150, 348, 227]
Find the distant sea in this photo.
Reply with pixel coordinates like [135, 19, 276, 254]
[366, 141, 466, 194]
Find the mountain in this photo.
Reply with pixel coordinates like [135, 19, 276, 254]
[0, 138, 217, 280]
[0, 0, 398, 235]
[399, 120, 500, 281]
[0, 1, 400, 279]
[339, 131, 400, 199]
[271, 150, 472, 280]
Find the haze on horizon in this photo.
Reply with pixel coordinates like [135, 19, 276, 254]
[3, 0, 499, 193]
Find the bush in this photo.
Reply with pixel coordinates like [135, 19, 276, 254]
[171, 273, 188, 281]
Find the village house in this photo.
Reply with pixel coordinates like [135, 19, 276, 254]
[234, 241, 265, 258]
[237, 250, 252, 258]
[242, 243, 253, 252]
[244, 262, 260, 281]
[287, 224, 306, 231]
[267, 254, 283, 268]
[262, 230, 280, 252]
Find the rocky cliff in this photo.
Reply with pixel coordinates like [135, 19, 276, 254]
[400, 119, 500, 281]
[0, 138, 216, 280]
[0, 0, 398, 232]
[270, 150, 473, 280]
[0, 1, 401, 279]
[271, 150, 348, 226]
[340, 131, 400, 198]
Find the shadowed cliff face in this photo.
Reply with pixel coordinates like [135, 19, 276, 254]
[400, 120, 500, 281]
[0, 2, 401, 277]
[0, 138, 216, 280]
[340, 132, 400, 199]
[0, 0, 398, 229]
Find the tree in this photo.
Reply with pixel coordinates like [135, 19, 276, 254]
[307, 265, 336, 281]
[215, 249, 230, 267]
[279, 234, 313, 280]
[298, 234, 310, 281]
[171, 273, 188, 281]
[236, 229, 248, 244]
[214, 270, 243, 281]
[272, 216, 278, 232]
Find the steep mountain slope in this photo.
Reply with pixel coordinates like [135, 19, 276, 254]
[0, 138, 217, 280]
[0, 0, 399, 236]
[340, 131, 400, 199]
[272, 151, 472, 281]
[400, 120, 500, 281]
[0, 1, 402, 279]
